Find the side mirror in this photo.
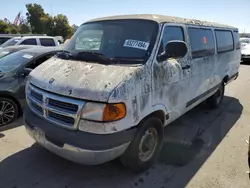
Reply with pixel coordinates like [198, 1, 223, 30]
[158, 40, 188, 62]
[21, 68, 32, 77]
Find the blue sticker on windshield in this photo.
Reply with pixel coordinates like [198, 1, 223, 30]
[123, 39, 149, 50]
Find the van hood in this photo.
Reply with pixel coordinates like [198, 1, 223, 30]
[29, 57, 139, 102]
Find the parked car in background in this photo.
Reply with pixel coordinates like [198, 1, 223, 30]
[0, 36, 13, 45]
[0, 46, 61, 127]
[240, 37, 250, 62]
[0, 45, 40, 59]
[55, 36, 64, 44]
[24, 14, 241, 172]
[0, 36, 59, 48]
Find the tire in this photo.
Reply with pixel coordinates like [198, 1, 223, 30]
[120, 117, 164, 173]
[0, 97, 18, 127]
[206, 83, 225, 109]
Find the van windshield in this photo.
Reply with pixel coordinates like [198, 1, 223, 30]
[64, 19, 159, 64]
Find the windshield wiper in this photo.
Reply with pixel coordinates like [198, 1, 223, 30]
[113, 57, 144, 62]
[75, 51, 119, 64]
[56, 50, 73, 60]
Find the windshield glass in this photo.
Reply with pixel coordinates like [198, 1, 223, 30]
[0, 49, 12, 59]
[0, 51, 35, 72]
[64, 19, 159, 64]
[1, 38, 21, 47]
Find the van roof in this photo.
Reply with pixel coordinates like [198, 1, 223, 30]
[86, 14, 237, 30]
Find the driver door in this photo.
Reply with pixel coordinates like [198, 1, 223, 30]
[152, 23, 191, 123]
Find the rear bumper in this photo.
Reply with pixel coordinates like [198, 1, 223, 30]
[24, 107, 136, 165]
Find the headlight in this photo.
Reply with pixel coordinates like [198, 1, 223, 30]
[81, 102, 126, 122]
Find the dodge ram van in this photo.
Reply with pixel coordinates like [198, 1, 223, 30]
[24, 14, 241, 172]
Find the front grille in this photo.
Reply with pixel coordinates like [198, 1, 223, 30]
[30, 101, 43, 114]
[27, 84, 85, 130]
[30, 90, 42, 102]
[48, 111, 75, 125]
[48, 98, 78, 113]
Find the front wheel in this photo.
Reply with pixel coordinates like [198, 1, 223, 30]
[120, 117, 164, 173]
[206, 83, 225, 109]
[0, 98, 18, 127]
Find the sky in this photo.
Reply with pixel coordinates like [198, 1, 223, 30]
[1, 0, 250, 32]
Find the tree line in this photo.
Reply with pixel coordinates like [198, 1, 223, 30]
[0, 3, 78, 39]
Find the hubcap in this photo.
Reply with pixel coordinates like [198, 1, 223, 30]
[138, 127, 158, 162]
[0, 100, 15, 127]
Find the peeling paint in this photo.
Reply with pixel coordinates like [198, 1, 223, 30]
[29, 57, 139, 102]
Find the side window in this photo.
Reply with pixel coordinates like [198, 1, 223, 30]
[215, 30, 234, 53]
[40, 38, 56, 46]
[158, 26, 184, 54]
[20, 38, 37, 45]
[188, 28, 215, 59]
[26, 53, 54, 69]
[233, 31, 240, 50]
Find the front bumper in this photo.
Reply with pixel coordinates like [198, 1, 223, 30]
[24, 107, 136, 165]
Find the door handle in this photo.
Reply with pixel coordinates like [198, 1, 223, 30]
[182, 65, 191, 70]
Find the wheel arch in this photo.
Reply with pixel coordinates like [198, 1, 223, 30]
[138, 104, 168, 127]
[223, 75, 229, 84]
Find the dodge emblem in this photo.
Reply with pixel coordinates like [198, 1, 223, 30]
[49, 78, 55, 84]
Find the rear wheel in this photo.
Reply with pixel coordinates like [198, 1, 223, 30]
[206, 83, 225, 109]
[120, 117, 164, 173]
[0, 98, 18, 127]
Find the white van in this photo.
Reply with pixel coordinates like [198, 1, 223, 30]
[24, 14, 241, 172]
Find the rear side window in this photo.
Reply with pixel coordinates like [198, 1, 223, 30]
[21, 39, 37, 45]
[233, 31, 240, 50]
[188, 28, 215, 59]
[0, 37, 11, 45]
[215, 30, 234, 53]
[40, 38, 56, 46]
[158, 26, 185, 54]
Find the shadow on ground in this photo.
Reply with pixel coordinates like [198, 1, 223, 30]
[0, 96, 243, 188]
[0, 118, 23, 132]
